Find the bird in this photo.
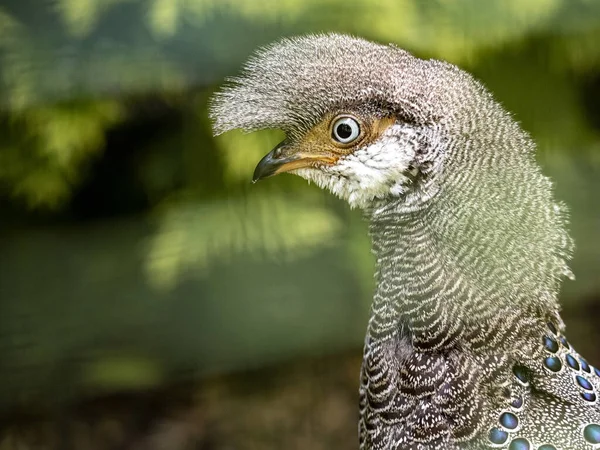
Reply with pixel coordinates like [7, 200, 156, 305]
[209, 33, 600, 450]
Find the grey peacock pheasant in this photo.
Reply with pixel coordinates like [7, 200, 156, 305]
[209, 34, 600, 450]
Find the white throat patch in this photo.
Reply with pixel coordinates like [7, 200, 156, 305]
[293, 124, 417, 209]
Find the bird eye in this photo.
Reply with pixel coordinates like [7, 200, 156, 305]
[331, 116, 361, 144]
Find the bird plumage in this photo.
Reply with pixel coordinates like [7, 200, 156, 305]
[210, 33, 599, 450]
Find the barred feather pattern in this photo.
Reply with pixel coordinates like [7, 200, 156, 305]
[209, 34, 600, 450]
[358, 80, 596, 449]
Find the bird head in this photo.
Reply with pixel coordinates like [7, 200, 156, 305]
[210, 33, 574, 348]
[210, 33, 478, 210]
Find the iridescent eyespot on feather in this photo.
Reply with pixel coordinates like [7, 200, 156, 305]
[508, 437, 530, 450]
[513, 366, 529, 385]
[488, 427, 508, 445]
[543, 356, 562, 373]
[510, 396, 523, 409]
[542, 335, 558, 353]
[581, 392, 597, 402]
[565, 354, 580, 371]
[499, 412, 519, 430]
[559, 336, 570, 349]
[581, 358, 591, 373]
[584, 424, 600, 444]
[575, 375, 593, 391]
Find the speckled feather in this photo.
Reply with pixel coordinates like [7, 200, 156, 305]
[210, 34, 600, 450]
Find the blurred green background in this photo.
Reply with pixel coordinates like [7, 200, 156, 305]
[0, 0, 599, 448]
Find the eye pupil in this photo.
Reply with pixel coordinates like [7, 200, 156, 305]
[336, 123, 353, 139]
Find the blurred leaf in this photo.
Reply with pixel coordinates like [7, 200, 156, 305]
[145, 192, 343, 290]
[149, 0, 183, 38]
[0, 100, 125, 209]
[26, 101, 125, 169]
[216, 129, 284, 184]
[55, 0, 99, 37]
[0, 7, 22, 43]
[55, 0, 132, 37]
[81, 354, 164, 391]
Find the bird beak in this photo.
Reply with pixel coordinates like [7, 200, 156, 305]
[252, 141, 336, 183]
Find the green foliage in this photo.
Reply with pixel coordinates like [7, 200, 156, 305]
[0, 100, 125, 209]
[217, 129, 284, 184]
[56, 0, 131, 38]
[80, 354, 164, 391]
[146, 191, 343, 290]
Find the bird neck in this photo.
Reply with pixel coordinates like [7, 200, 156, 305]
[365, 130, 572, 353]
